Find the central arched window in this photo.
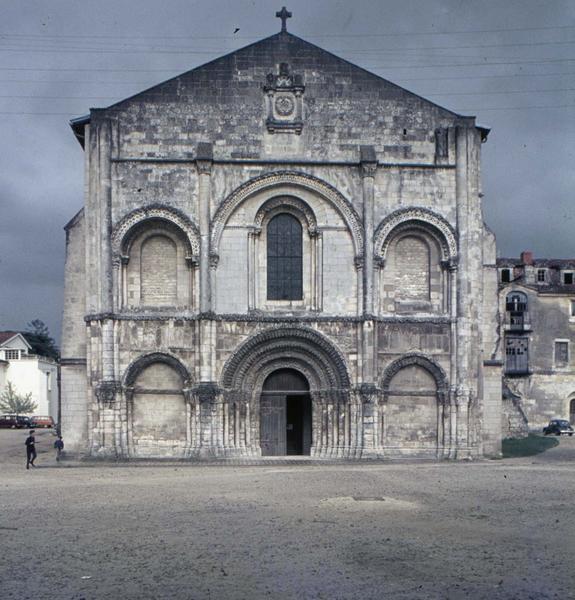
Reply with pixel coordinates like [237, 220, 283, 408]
[267, 213, 303, 300]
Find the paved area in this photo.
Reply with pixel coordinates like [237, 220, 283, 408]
[1, 430, 574, 599]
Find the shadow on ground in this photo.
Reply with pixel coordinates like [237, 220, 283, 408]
[502, 433, 559, 458]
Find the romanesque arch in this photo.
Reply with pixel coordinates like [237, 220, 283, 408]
[111, 204, 200, 260]
[220, 326, 351, 392]
[110, 206, 200, 310]
[373, 207, 458, 262]
[210, 171, 363, 257]
[220, 326, 353, 457]
[381, 353, 449, 454]
[381, 353, 448, 398]
[123, 352, 193, 458]
[374, 208, 458, 315]
[124, 352, 193, 388]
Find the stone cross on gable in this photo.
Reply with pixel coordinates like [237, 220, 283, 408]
[276, 6, 292, 33]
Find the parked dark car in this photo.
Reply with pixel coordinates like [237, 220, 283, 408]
[543, 419, 574, 436]
[30, 415, 55, 429]
[0, 414, 32, 429]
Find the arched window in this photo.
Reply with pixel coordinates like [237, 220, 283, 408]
[395, 235, 430, 302]
[267, 213, 303, 301]
[141, 235, 177, 305]
[120, 219, 196, 309]
[506, 292, 527, 312]
[506, 291, 528, 330]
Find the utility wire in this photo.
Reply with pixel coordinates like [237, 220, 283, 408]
[1, 88, 573, 100]
[2, 72, 574, 85]
[1, 23, 574, 40]
[1, 39, 574, 54]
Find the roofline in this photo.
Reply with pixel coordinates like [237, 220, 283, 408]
[69, 114, 90, 148]
[0, 332, 32, 350]
[72, 30, 484, 130]
[64, 207, 85, 232]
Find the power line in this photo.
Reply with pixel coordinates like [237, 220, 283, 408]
[1, 39, 574, 54]
[2, 72, 574, 85]
[1, 88, 573, 101]
[1, 58, 574, 76]
[1, 23, 574, 40]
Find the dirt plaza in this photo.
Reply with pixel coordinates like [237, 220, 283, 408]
[1, 429, 574, 600]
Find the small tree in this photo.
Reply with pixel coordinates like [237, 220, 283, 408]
[0, 381, 37, 416]
[24, 319, 59, 361]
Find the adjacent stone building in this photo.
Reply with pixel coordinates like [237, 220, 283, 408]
[61, 13, 502, 459]
[498, 251, 575, 436]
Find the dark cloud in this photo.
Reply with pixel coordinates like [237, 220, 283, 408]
[0, 0, 573, 343]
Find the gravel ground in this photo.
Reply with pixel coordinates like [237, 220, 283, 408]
[1, 429, 574, 600]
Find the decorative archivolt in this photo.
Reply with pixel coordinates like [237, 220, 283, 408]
[253, 196, 317, 233]
[111, 204, 200, 260]
[123, 352, 193, 388]
[210, 171, 363, 257]
[374, 207, 458, 262]
[381, 352, 449, 403]
[220, 326, 351, 391]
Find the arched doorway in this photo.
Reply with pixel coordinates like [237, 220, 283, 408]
[260, 369, 312, 456]
[570, 397, 575, 425]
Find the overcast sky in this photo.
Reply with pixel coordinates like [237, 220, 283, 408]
[0, 0, 573, 344]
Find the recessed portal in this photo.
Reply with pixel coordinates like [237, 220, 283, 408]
[260, 368, 312, 456]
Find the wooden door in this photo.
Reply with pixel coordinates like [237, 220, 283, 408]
[260, 393, 286, 456]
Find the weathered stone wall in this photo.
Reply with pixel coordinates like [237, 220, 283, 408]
[61, 31, 500, 459]
[60, 209, 88, 449]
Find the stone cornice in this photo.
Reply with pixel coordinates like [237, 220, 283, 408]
[84, 312, 455, 324]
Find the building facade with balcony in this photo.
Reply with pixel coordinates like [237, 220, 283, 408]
[498, 251, 575, 434]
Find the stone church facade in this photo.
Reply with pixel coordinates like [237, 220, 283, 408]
[61, 16, 502, 459]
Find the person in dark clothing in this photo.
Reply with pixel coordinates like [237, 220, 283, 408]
[25, 430, 37, 469]
[54, 436, 64, 462]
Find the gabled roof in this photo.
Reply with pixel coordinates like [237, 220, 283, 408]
[0, 332, 32, 349]
[70, 30, 482, 146]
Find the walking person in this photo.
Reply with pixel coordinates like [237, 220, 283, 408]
[25, 429, 37, 469]
[54, 436, 64, 462]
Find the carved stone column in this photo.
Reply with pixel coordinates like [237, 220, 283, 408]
[247, 227, 261, 311]
[94, 380, 122, 457]
[310, 229, 323, 311]
[359, 383, 382, 458]
[196, 142, 213, 313]
[360, 145, 378, 315]
[455, 387, 470, 458]
[191, 383, 225, 458]
[124, 386, 134, 457]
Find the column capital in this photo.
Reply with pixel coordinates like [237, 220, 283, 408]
[95, 380, 122, 407]
[360, 145, 378, 178]
[195, 142, 213, 174]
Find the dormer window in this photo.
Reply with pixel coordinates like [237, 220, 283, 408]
[500, 268, 511, 283]
[563, 272, 574, 285]
[537, 269, 546, 282]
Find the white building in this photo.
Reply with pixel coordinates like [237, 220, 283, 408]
[0, 332, 59, 419]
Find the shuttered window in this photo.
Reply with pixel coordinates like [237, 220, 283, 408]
[267, 213, 303, 300]
[505, 337, 529, 374]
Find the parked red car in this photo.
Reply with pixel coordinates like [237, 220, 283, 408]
[30, 415, 55, 429]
